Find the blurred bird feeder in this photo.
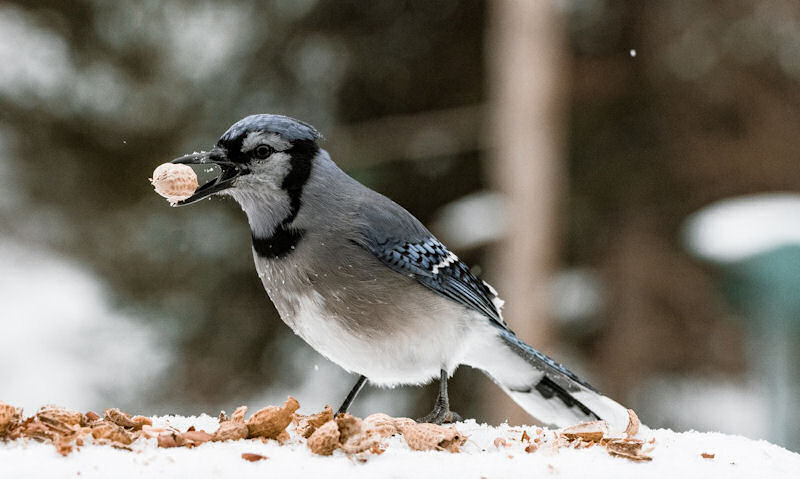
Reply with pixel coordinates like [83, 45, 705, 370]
[684, 193, 800, 448]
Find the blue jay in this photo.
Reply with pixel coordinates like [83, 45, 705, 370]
[169, 114, 629, 428]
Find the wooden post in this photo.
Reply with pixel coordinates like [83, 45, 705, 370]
[484, 0, 569, 425]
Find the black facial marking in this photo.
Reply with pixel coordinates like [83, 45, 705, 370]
[534, 376, 597, 418]
[250, 139, 318, 259]
[280, 139, 318, 223]
[217, 135, 247, 164]
[252, 226, 305, 259]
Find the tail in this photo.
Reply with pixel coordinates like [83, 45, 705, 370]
[464, 327, 630, 431]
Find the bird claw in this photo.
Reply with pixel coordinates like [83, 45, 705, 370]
[416, 407, 462, 425]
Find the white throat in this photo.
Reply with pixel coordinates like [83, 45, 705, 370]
[228, 186, 293, 238]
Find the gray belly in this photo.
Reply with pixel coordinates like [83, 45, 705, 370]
[252, 244, 475, 386]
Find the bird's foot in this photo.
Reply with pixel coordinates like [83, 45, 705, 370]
[416, 406, 463, 425]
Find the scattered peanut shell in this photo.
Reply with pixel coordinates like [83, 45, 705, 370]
[242, 453, 268, 462]
[392, 417, 417, 430]
[104, 408, 135, 428]
[494, 437, 509, 448]
[370, 443, 387, 455]
[562, 420, 608, 442]
[398, 423, 466, 453]
[276, 429, 291, 444]
[84, 411, 101, 423]
[53, 437, 74, 456]
[91, 422, 133, 445]
[37, 406, 83, 427]
[295, 406, 334, 438]
[0, 402, 21, 436]
[140, 425, 169, 439]
[624, 409, 640, 437]
[246, 397, 300, 439]
[307, 420, 340, 456]
[132, 416, 153, 429]
[340, 434, 379, 455]
[212, 421, 249, 442]
[335, 414, 363, 443]
[104, 408, 150, 430]
[157, 431, 186, 448]
[606, 438, 652, 462]
[701, 452, 715, 459]
[336, 414, 378, 454]
[182, 429, 213, 447]
[231, 406, 248, 424]
[364, 413, 397, 439]
[150, 163, 198, 205]
[20, 420, 54, 441]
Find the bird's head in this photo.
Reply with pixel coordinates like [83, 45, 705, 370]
[171, 114, 321, 206]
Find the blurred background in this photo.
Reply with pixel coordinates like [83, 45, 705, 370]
[1, 0, 799, 450]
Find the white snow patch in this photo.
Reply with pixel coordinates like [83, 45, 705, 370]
[0, 417, 798, 479]
[684, 193, 800, 263]
[0, 239, 170, 413]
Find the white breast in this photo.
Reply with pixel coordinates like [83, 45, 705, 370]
[280, 291, 468, 386]
[253, 245, 481, 387]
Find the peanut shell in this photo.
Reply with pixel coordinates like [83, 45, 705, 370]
[150, 163, 198, 204]
[307, 420, 340, 455]
[624, 409, 640, 437]
[364, 413, 397, 438]
[295, 405, 334, 438]
[91, 422, 133, 445]
[398, 422, 466, 452]
[246, 397, 300, 439]
[0, 402, 21, 436]
[562, 420, 608, 442]
[212, 421, 249, 442]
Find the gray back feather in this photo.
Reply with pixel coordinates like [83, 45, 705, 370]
[299, 154, 504, 326]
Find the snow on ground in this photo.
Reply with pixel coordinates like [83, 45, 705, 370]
[1, 414, 798, 479]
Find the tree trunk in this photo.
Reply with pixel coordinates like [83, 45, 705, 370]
[483, 0, 569, 425]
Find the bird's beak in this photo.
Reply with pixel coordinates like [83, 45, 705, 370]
[169, 148, 249, 206]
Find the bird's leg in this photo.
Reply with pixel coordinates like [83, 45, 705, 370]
[336, 375, 367, 416]
[417, 369, 463, 424]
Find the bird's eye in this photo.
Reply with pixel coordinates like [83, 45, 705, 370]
[253, 145, 273, 159]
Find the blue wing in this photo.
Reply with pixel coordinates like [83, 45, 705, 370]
[349, 189, 506, 328]
[362, 236, 506, 328]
